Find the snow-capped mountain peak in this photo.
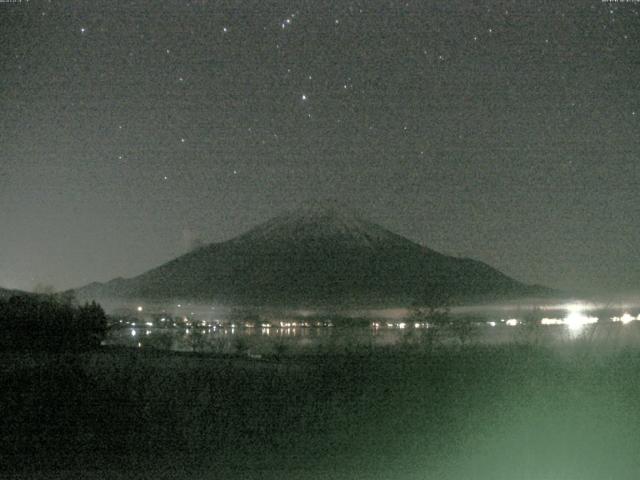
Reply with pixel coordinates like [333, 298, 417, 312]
[234, 202, 412, 248]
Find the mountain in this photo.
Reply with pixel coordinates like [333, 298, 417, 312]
[75, 203, 551, 306]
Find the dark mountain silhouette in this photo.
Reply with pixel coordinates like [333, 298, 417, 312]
[75, 203, 552, 306]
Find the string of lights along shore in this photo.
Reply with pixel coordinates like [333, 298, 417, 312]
[1, 1, 638, 295]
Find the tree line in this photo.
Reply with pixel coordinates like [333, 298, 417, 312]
[0, 294, 107, 352]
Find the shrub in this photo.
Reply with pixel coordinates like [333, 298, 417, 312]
[410, 283, 454, 349]
[449, 317, 479, 346]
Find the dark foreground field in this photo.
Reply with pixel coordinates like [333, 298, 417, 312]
[2, 343, 640, 479]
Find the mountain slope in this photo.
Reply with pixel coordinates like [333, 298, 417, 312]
[75, 204, 550, 306]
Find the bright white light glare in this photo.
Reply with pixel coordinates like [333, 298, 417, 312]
[505, 319, 519, 327]
[487, 321, 496, 327]
[541, 317, 564, 325]
[131, 329, 136, 337]
[137, 306, 143, 312]
[564, 308, 598, 331]
[398, 322, 406, 329]
[612, 313, 635, 324]
[621, 313, 634, 324]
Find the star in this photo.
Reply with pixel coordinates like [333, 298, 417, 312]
[80, 27, 86, 33]
[180, 138, 186, 143]
[301, 94, 307, 101]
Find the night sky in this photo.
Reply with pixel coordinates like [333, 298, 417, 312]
[1, 0, 638, 295]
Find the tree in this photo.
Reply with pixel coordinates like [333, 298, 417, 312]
[188, 330, 208, 353]
[410, 283, 453, 349]
[449, 316, 479, 346]
[0, 295, 107, 352]
[517, 307, 544, 346]
[75, 301, 108, 349]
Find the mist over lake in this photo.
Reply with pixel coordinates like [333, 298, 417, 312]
[101, 298, 640, 354]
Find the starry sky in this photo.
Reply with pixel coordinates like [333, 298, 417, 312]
[1, 0, 639, 295]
